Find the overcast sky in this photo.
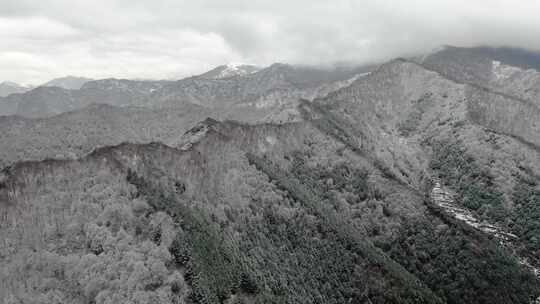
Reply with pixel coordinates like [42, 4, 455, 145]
[2, 0, 540, 85]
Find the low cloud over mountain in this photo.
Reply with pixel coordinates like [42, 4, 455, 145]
[2, 0, 540, 84]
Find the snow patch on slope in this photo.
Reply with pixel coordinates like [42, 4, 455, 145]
[218, 63, 258, 78]
[431, 178, 539, 279]
[492, 60, 523, 79]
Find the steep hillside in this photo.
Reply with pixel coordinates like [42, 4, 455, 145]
[309, 57, 540, 276]
[1, 118, 538, 303]
[2, 46, 540, 303]
[0, 104, 211, 168]
[310, 57, 540, 185]
[419, 46, 540, 104]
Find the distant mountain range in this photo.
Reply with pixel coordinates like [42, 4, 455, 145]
[0, 62, 372, 119]
[0, 81, 33, 97]
[42, 76, 94, 90]
[0, 76, 94, 98]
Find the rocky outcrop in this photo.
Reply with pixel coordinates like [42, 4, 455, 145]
[430, 177, 539, 278]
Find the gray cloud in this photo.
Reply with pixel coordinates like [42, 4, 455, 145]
[1, 0, 540, 84]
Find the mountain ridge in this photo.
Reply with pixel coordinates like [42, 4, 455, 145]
[0, 62, 375, 118]
[2, 111, 539, 303]
[42, 76, 94, 90]
[2, 45, 540, 303]
[0, 81, 33, 97]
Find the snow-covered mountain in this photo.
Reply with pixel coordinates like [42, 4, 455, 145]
[0, 81, 33, 97]
[198, 63, 261, 79]
[2, 46, 540, 304]
[42, 76, 94, 90]
[0, 63, 373, 118]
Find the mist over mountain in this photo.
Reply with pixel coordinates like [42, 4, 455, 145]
[42, 76, 94, 90]
[0, 77, 91, 99]
[0, 82, 33, 97]
[2, 45, 540, 304]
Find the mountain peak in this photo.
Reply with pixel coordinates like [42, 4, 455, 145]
[42, 76, 94, 90]
[198, 63, 261, 79]
[0, 81, 33, 97]
[178, 117, 222, 150]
